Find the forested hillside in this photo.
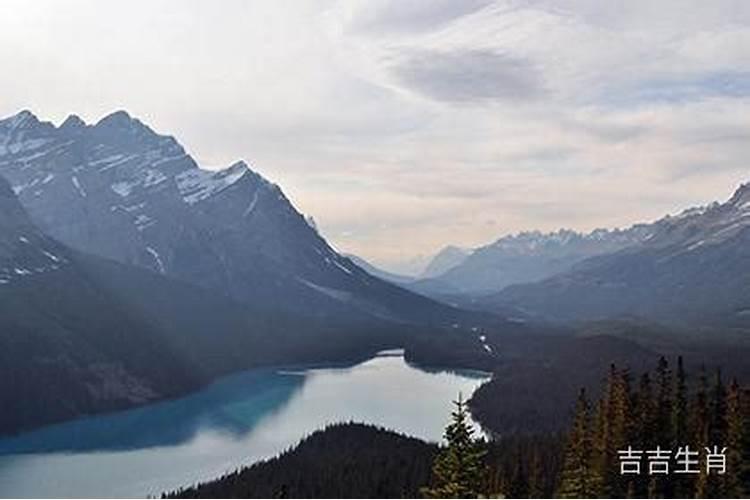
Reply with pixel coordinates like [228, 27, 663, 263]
[167, 423, 438, 498]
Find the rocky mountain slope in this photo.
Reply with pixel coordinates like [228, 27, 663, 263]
[413, 227, 654, 296]
[0, 110, 476, 327]
[0, 173, 200, 434]
[484, 183, 750, 326]
[0, 173, 418, 436]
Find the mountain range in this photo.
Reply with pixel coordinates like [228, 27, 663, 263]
[1, 168, 444, 434]
[350, 171, 750, 331]
[486, 183, 750, 327]
[357, 225, 657, 299]
[0, 110, 480, 328]
[415, 227, 653, 295]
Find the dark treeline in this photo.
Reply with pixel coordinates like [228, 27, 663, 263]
[468, 333, 661, 435]
[165, 422, 564, 499]
[555, 356, 750, 498]
[484, 433, 565, 497]
[421, 395, 566, 498]
[431, 356, 750, 498]
[166, 423, 438, 498]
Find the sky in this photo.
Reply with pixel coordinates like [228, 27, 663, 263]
[1, 0, 750, 274]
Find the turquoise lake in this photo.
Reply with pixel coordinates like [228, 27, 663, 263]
[0, 350, 490, 498]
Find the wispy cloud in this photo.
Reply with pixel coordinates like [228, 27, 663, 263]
[392, 49, 543, 103]
[599, 71, 750, 107]
[345, 0, 492, 35]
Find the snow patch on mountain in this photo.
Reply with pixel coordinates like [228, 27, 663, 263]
[145, 246, 166, 274]
[243, 191, 260, 217]
[176, 161, 249, 205]
[299, 278, 353, 302]
[134, 214, 156, 231]
[71, 176, 86, 197]
[332, 258, 353, 275]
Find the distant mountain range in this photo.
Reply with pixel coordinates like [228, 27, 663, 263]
[406, 227, 654, 297]
[486, 183, 750, 326]
[357, 175, 750, 329]
[420, 245, 472, 278]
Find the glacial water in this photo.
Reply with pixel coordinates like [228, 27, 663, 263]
[0, 351, 489, 498]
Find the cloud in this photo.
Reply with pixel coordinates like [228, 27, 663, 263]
[390, 49, 543, 103]
[600, 71, 750, 107]
[345, 0, 492, 35]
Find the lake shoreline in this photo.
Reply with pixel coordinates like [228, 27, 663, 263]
[0, 351, 490, 498]
[1, 343, 494, 445]
[0, 343, 402, 442]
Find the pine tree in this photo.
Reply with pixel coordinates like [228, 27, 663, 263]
[655, 356, 673, 446]
[604, 365, 632, 497]
[588, 398, 608, 498]
[725, 379, 744, 497]
[635, 372, 656, 448]
[710, 369, 728, 446]
[672, 356, 689, 446]
[704, 370, 728, 498]
[672, 356, 691, 498]
[557, 388, 599, 498]
[692, 366, 710, 498]
[527, 451, 545, 499]
[632, 372, 656, 498]
[507, 460, 528, 498]
[422, 394, 487, 499]
[740, 387, 750, 495]
[651, 357, 673, 497]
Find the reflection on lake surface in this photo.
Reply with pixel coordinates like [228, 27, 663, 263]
[0, 350, 489, 498]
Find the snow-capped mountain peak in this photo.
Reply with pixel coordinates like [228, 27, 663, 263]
[176, 160, 253, 205]
[634, 181, 750, 255]
[0, 110, 485, 329]
[0, 110, 56, 151]
[3, 109, 37, 129]
[485, 226, 650, 256]
[728, 182, 750, 210]
[94, 109, 137, 129]
[0, 110, 285, 274]
[418, 225, 654, 294]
